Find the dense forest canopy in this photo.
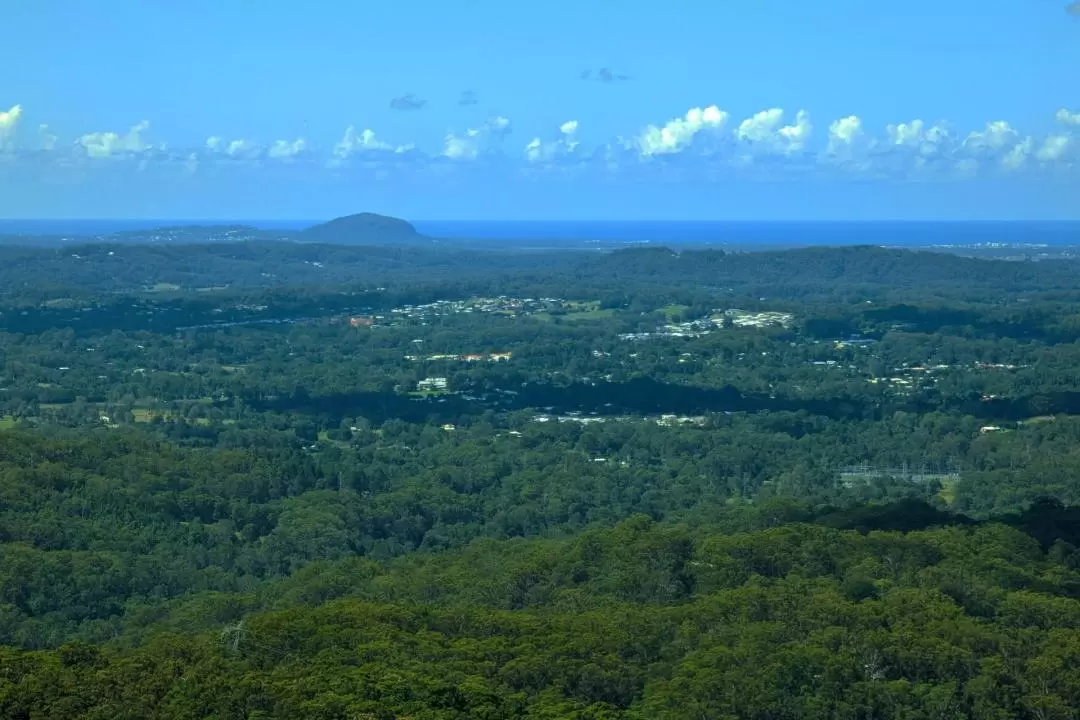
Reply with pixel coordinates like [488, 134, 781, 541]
[4, 228, 1080, 717]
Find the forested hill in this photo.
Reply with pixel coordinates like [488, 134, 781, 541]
[299, 212, 427, 245]
[0, 240, 1075, 297]
[597, 244, 1079, 291]
[7, 222, 1080, 716]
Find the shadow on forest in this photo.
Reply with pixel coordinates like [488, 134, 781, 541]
[246, 378, 870, 425]
[817, 496, 1080, 554]
[247, 377, 1080, 426]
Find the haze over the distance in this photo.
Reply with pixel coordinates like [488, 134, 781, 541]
[1, 0, 1078, 221]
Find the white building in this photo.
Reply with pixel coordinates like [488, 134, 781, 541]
[417, 377, 448, 391]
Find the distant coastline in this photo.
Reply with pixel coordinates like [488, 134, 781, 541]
[0, 218, 1078, 248]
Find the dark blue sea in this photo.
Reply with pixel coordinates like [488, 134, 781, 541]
[417, 221, 1080, 248]
[0, 219, 1078, 248]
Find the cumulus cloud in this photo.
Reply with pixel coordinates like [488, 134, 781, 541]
[390, 93, 426, 111]
[78, 121, 151, 158]
[822, 115, 876, 172]
[225, 139, 257, 157]
[487, 115, 512, 137]
[826, 115, 864, 153]
[735, 108, 812, 155]
[444, 130, 482, 159]
[329, 126, 415, 168]
[334, 126, 388, 156]
[38, 124, 57, 152]
[960, 121, 1039, 172]
[963, 120, 1019, 153]
[525, 120, 581, 163]
[206, 136, 261, 160]
[1057, 108, 1080, 126]
[458, 90, 478, 106]
[267, 137, 307, 160]
[636, 105, 729, 157]
[885, 119, 951, 158]
[4, 99, 1079, 184]
[1001, 137, 1033, 170]
[0, 104, 23, 151]
[1037, 135, 1072, 162]
[443, 116, 512, 160]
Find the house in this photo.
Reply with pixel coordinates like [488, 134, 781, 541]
[417, 377, 448, 391]
[349, 316, 374, 328]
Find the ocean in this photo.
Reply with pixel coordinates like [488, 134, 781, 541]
[0, 219, 1078, 248]
[415, 221, 1080, 248]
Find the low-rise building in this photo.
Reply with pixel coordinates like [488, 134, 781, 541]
[417, 377, 448, 391]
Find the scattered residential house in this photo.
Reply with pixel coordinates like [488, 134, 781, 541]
[417, 377, 448, 391]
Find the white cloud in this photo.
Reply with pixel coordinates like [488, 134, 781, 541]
[487, 115, 512, 138]
[961, 121, 1042, 172]
[526, 119, 581, 163]
[78, 121, 151, 158]
[444, 128, 483, 159]
[5, 101, 1080, 183]
[205, 136, 262, 160]
[885, 119, 951, 157]
[38, 124, 57, 152]
[523, 138, 541, 162]
[636, 105, 728, 157]
[267, 137, 307, 160]
[1037, 134, 1072, 162]
[821, 115, 877, 173]
[826, 115, 865, 156]
[443, 116, 513, 159]
[1056, 108, 1080, 126]
[735, 108, 811, 154]
[954, 158, 980, 177]
[779, 111, 812, 151]
[0, 104, 24, 151]
[227, 139, 256, 157]
[1001, 137, 1033, 170]
[332, 126, 410, 163]
[963, 120, 1019, 153]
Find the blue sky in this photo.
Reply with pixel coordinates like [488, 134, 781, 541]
[0, 0, 1078, 220]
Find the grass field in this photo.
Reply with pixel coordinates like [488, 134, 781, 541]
[936, 476, 960, 506]
[563, 308, 616, 322]
[533, 301, 615, 323]
[408, 389, 450, 398]
[660, 304, 691, 320]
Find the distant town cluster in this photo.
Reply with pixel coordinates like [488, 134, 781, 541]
[620, 308, 795, 340]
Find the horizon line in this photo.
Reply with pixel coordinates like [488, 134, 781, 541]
[3, 218, 1080, 224]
